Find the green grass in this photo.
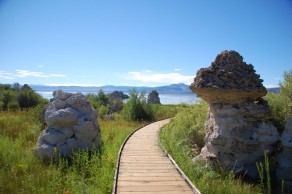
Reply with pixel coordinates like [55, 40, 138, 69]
[0, 101, 263, 193]
[159, 101, 261, 194]
[151, 103, 189, 120]
[0, 109, 142, 194]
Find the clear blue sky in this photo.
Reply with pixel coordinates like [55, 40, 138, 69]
[0, 0, 291, 87]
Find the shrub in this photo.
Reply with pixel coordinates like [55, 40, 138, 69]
[109, 98, 123, 114]
[8, 101, 20, 111]
[265, 70, 292, 132]
[98, 105, 110, 118]
[1, 89, 16, 110]
[17, 89, 42, 109]
[123, 90, 154, 121]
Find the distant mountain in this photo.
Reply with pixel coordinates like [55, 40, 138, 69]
[30, 83, 193, 94]
[267, 87, 280, 93]
[30, 84, 280, 94]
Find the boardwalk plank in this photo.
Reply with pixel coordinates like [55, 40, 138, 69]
[116, 119, 198, 194]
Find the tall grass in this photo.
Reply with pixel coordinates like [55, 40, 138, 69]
[0, 109, 142, 194]
[256, 151, 271, 194]
[159, 101, 261, 194]
[151, 103, 189, 120]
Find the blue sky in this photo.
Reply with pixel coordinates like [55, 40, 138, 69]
[0, 0, 291, 87]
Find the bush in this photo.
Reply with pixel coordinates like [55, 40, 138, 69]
[123, 90, 154, 121]
[265, 70, 292, 132]
[98, 105, 110, 118]
[17, 89, 42, 109]
[1, 89, 16, 110]
[109, 98, 123, 114]
[8, 101, 20, 111]
[0, 83, 47, 111]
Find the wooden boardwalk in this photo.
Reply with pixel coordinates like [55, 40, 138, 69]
[115, 119, 200, 194]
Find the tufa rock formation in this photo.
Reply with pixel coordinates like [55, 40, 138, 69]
[191, 50, 279, 178]
[190, 50, 267, 104]
[277, 119, 292, 185]
[34, 90, 101, 159]
[147, 90, 161, 104]
[108, 91, 129, 100]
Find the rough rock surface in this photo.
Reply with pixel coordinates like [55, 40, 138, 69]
[108, 91, 129, 100]
[34, 90, 101, 159]
[147, 90, 161, 104]
[191, 50, 279, 178]
[190, 50, 266, 104]
[277, 119, 292, 184]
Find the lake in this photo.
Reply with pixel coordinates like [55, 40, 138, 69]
[36, 90, 197, 105]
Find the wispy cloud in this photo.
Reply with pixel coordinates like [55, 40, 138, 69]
[0, 69, 66, 79]
[174, 68, 181, 71]
[0, 71, 15, 80]
[37, 64, 44, 68]
[45, 83, 100, 87]
[15, 70, 66, 78]
[125, 71, 193, 85]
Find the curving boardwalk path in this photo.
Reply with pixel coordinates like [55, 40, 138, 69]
[115, 119, 200, 194]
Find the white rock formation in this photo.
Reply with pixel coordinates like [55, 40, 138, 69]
[34, 90, 101, 159]
[191, 51, 279, 178]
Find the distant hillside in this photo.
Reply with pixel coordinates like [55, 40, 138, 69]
[30, 84, 280, 94]
[30, 83, 193, 94]
[267, 87, 280, 93]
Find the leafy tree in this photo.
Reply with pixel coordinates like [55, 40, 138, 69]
[123, 90, 153, 121]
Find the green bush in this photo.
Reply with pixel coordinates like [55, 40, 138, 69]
[265, 70, 292, 132]
[1, 89, 16, 110]
[98, 105, 110, 118]
[86, 90, 112, 118]
[109, 98, 123, 114]
[123, 90, 154, 121]
[0, 83, 46, 111]
[17, 89, 42, 109]
[8, 101, 20, 111]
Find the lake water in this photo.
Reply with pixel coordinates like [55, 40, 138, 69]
[36, 90, 197, 105]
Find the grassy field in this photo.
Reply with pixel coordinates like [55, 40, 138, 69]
[0, 109, 143, 194]
[0, 101, 269, 194]
[159, 101, 262, 194]
[0, 103, 182, 194]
